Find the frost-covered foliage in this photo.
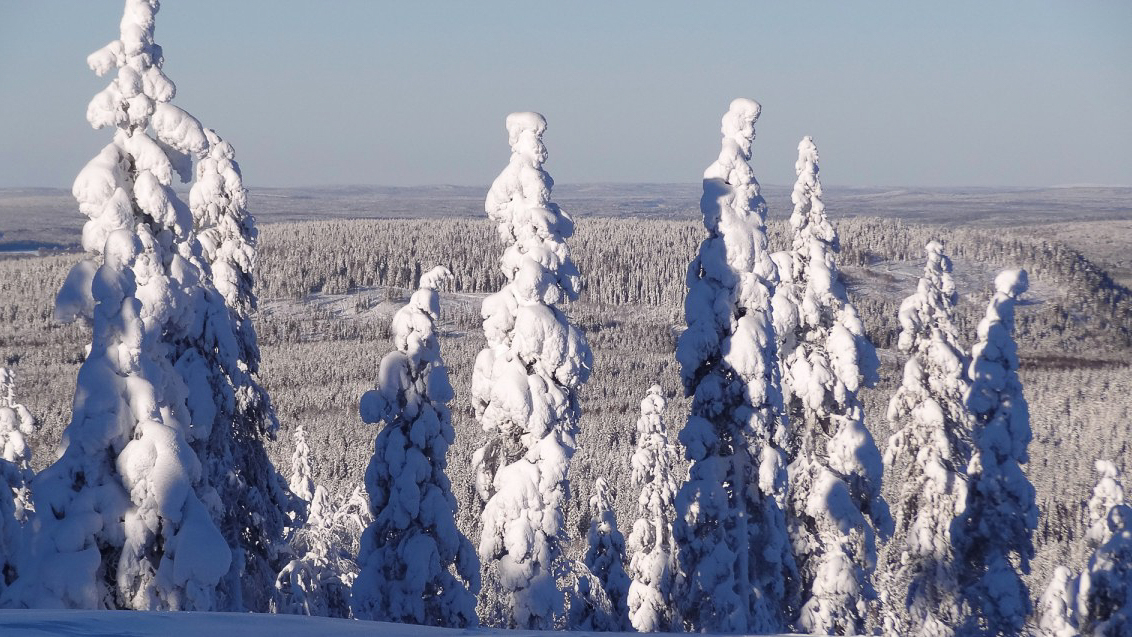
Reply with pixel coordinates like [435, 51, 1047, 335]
[571, 478, 630, 631]
[1037, 462, 1129, 637]
[289, 425, 316, 516]
[879, 241, 972, 636]
[0, 369, 36, 595]
[471, 112, 592, 629]
[353, 266, 479, 627]
[1087, 460, 1126, 548]
[626, 385, 679, 632]
[954, 269, 1037, 636]
[7, 0, 245, 611]
[780, 135, 890, 635]
[274, 485, 351, 619]
[672, 98, 797, 634]
[1037, 565, 1082, 637]
[189, 127, 289, 613]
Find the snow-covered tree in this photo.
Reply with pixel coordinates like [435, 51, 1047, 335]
[289, 425, 316, 515]
[1087, 460, 1126, 548]
[1036, 565, 1081, 637]
[779, 135, 890, 635]
[672, 98, 797, 634]
[188, 127, 290, 613]
[954, 269, 1037, 637]
[0, 369, 36, 596]
[571, 478, 630, 631]
[1037, 461, 1128, 637]
[274, 484, 351, 619]
[626, 385, 679, 632]
[353, 266, 479, 627]
[471, 112, 592, 629]
[879, 241, 972, 636]
[7, 0, 242, 610]
[1075, 503, 1132, 636]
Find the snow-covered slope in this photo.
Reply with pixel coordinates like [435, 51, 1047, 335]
[0, 610, 819, 637]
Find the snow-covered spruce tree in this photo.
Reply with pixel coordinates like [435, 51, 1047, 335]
[879, 240, 972, 636]
[353, 266, 479, 627]
[471, 112, 592, 629]
[571, 478, 630, 631]
[0, 369, 36, 595]
[289, 424, 316, 518]
[954, 269, 1037, 637]
[188, 127, 290, 612]
[1076, 504, 1132, 636]
[1087, 460, 1126, 548]
[780, 135, 890, 635]
[7, 0, 240, 610]
[672, 98, 797, 634]
[274, 483, 352, 619]
[626, 385, 679, 632]
[1036, 565, 1081, 637]
[1036, 461, 1127, 636]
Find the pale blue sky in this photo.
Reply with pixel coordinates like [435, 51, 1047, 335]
[1, 1, 1129, 188]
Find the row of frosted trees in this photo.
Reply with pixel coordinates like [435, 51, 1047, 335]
[0, 2, 1128, 636]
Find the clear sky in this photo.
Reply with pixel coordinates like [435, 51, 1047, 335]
[1, 1, 1130, 189]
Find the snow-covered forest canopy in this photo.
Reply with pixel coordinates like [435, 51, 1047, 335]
[2, 1, 1132, 636]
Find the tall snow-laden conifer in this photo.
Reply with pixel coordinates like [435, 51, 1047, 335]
[780, 135, 890, 635]
[571, 478, 631, 631]
[0, 369, 36, 596]
[188, 127, 290, 612]
[626, 385, 679, 632]
[672, 98, 797, 634]
[955, 269, 1037, 637]
[879, 241, 972, 637]
[353, 266, 479, 627]
[471, 112, 592, 629]
[7, 0, 241, 610]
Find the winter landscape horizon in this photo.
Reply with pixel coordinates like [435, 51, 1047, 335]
[2, 2, 1132, 637]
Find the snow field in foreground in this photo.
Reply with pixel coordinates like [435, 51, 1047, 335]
[0, 610, 828, 637]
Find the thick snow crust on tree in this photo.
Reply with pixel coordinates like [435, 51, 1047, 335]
[1086, 460, 1126, 548]
[471, 112, 592, 629]
[954, 268, 1037, 637]
[189, 127, 290, 613]
[1037, 462, 1130, 637]
[779, 135, 890, 635]
[672, 98, 798, 634]
[4, 0, 271, 612]
[354, 267, 479, 627]
[625, 385, 679, 632]
[0, 369, 36, 597]
[571, 478, 630, 631]
[879, 241, 972, 636]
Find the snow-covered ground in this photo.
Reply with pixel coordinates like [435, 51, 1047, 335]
[0, 610, 815, 637]
[0, 610, 461, 636]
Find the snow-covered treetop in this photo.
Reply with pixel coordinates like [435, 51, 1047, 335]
[968, 268, 1029, 420]
[75, 0, 207, 256]
[482, 111, 580, 312]
[361, 266, 453, 428]
[0, 368, 35, 468]
[896, 240, 960, 355]
[1087, 460, 1126, 547]
[677, 98, 778, 392]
